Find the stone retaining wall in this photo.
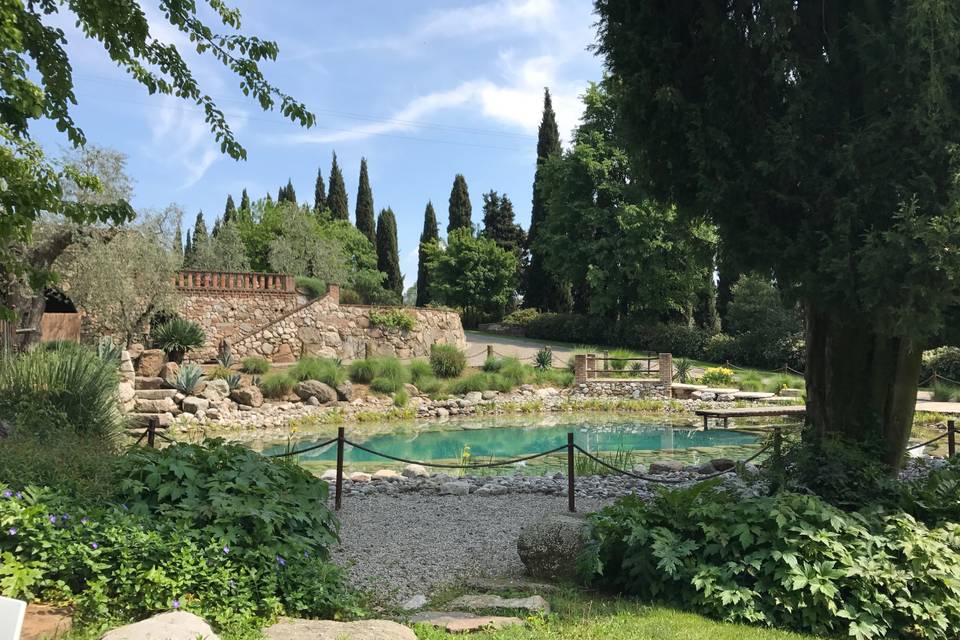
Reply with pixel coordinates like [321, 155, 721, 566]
[573, 380, 671, 399]
[222, 284, 466, 362]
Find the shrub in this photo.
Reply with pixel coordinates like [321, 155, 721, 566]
[921, 347, 960, 384]
[673, 358, 693, 383]
[584, 484, 960, 640]
[208, 364, 233, 380]
[430, 344, 466, 378]
[526, 313, 608, 344]
[703, 332, 736, 364]
[534, 368, 574, 388]
[933, 383, 960, 402]
[725, 273, 802, 367]
[407, 359, 433, 385]
[370, 376, 403, 394]
[96, 337, 123, 367]
[501, 308, 540, 328]
[242, 356, 271, 374]
[0, 345, 125, 443]
[295, 275, 327, 300]
[368, 308, 416, 332]
[699, 367, 735, 386]
[414, 376, 441, 395]
[496, 357, 532, 386]
[482, 356, 501, 372]
[151, 317, 205, 363]
[173, 363, 206, 395]
[348, 359, 376, 384]
[260, 372, 295, 398]
[290, 357, 346, 388]
[393, 390, 409, 408]
[534, 346, 553, 370]
[338, 288, 362, 304]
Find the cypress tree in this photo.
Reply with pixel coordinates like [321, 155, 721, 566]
[265, 192, 274, 206]
[173, 225, 183, 261]
[314, 167, 327, 213]
[240, 188, 251, 214]
[355, 157, 376, 244]
[327, 152, 349, 220]
[224, 194, 236, 223]
[416, 201, 439, 307]
[211, 216, 222, 239]
[376, 208, 403, 296]
[184, 229, 193, 263]
[192, 212, 209, 249]
[447, 173, 472, 234]
[278, 179, 296, 205]
[481, 191, 526, 258]
[526, 88, 567, 311]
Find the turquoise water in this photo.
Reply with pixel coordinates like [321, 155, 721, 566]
[261, 417, 758, 465]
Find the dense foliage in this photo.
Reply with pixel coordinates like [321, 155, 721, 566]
[447, 174, 472, 233]
[430, 344, 467, 379]
[416, 201, 440, 307]
[584, 484, 960, 639]
[920, 347, 960, 385]
[151, 317, 206, 363]
[355, 158, 376, 245]
[369, 308, 415, 332]
[375, 208, 403, 297]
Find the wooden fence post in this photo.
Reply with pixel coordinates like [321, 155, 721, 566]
[335, 427, 345, 511]
[487, 344, 494, 360]
[567, 432, 576, 513]
[949, 420, 956, 459]
[771, 426, 783, 494]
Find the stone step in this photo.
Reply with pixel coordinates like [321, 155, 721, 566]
[128, 412, 173, 428]
[447, 594, 549, 614]
[134, 397, 178, 414]
[135, 376, 166, 390]
[732, 391, 776, 401]
[133, 388, 178, 400]
[409, 612, 523, 634]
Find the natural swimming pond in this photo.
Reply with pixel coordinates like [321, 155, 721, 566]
[256, 414, 760, 473]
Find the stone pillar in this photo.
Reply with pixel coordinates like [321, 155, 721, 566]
[574, 354, 587, 384]
[659, 352, 673, 386]
[586, 354, 596, 380]
[326, 283, 340, 305]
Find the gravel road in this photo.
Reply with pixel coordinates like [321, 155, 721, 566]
[464, 331, 577, 366]
[330, 493, 601, 604]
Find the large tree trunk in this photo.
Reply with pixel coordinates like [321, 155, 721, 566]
[805, 303, 922, 468]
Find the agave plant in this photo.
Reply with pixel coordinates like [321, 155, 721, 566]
[152, 318, 205, 364]
[673, 358, 693, 384]
[534, 346, 553, 371]
[173, 363, 206, 395]
[224, 373, 242, 392]
[216, 339, 235, 368]
[96, 337, 124, 367]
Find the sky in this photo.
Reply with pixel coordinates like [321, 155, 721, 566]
[31, 0, 604, 289]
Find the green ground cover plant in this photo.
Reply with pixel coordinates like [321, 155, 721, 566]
[241, 356, 271, 374]
[368, 308, 416, 332]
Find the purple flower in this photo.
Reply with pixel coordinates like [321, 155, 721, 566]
[60, 514, 69, 521]
[7, 528, 17, 536]
[14, 492, 21, 499]
[171, 599, 180, 610]
[81, 517, 89, 525]
[48, 515, 57, 524]
[2, 490, 11, 498]
[90, 542, 98, 549]
[276, 555, 286, 567]
[222, 546, 230, 554]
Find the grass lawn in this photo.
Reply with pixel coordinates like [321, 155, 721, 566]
[413, 589, 824, 640]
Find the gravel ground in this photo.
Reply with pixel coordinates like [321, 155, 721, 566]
[330, 493, 602, 604]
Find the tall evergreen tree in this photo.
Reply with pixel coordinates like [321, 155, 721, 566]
[224, 194, 236, 223]
[172, 225, 183, 262]
[211, 216, 222, 239]
[525, 88, 567, 311]
[355, 158, 376, 244]
[327, 152, 349, 220]
[447, 174, 472, 234]
[278, 179, 296, 205]
[240, 188, 251, 214]
[184, 229, 192, 263]
[416, 201, 439, 307]
[481, 191, 526, 259]
[313, 167, 326, 213]
[191, 212, 209, 249]
[376, 208, 403, 296]
[265, 192, 274, 206]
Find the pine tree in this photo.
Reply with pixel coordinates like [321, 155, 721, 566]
[355, 157, 376, 244]
[376, 208, 403, 296]
[481, 191, 526, 258]
[240, 188, 251, 214]
[314, 167, 326, 213]
[224, 194, 237, 223]
[416, 201, 439, 307]
[327, 152, 349, 220]
[526, 87, 567, 311]
[447, 173, 472, 234]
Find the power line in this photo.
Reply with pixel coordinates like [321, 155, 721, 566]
[73, 72, 538, 142]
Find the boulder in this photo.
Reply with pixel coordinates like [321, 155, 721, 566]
[101, 611, 219, 640]
[400, 595, 428, 611]
[373, 469, 404, 481]
[296, 380, 337, 403]
[649, 460, 685, 474]
[181, 396, 210, 414]
[464, 391, 483, 403]
[264, 618, 415, 640]
[349, 472, 371, 482]
[230, 385, 263, 408]
[447, 594, 549, 614]
[160, 362, 181, 387]
[402, 464, 429, 478]
[440, 481, 472, 496]
[136, 349, 166, 377]
[135, 376, 166, 390]
[517, 512, 589, 580]
[127, 342, 145, 360]
[481, 390, 499, 401]
[408, 612, 522, 634]
[118, 351, 135, 383]
[404, 383, 420, 396]
[202, 379, 230, 402]
[335, 381, 354, 401]
[320, 469, 337, 481]
[306, 396, 321, 406]
[134, 397, 177, 414]
[709, 458, 736, 472]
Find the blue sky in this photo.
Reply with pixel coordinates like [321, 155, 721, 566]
[32, 0, 603, 288]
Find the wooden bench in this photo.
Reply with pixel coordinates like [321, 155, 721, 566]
[695, 405, 806, 430]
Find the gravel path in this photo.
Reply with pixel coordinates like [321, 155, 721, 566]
[330, 493, 602, 604]
[464, 331, 577, 366]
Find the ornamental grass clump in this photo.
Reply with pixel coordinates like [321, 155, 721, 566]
[290, 356, 346, 388]
[241, 356, 271, 374]
[430, 343, 466, 378]
[259, 372, 295, 399]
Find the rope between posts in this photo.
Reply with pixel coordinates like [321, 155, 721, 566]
[932, 373, 960, 387]
[906, 432, 948, 451]
[268, 437, 339, 458]
[572, 443, 772, 484]
[342, 439, 568, 469]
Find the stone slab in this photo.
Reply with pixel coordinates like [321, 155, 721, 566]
[264, 618, 416, 640]
[732, 391, 776, 400]
[409, 612, 523, 633]
[447, 594, 549, 614]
